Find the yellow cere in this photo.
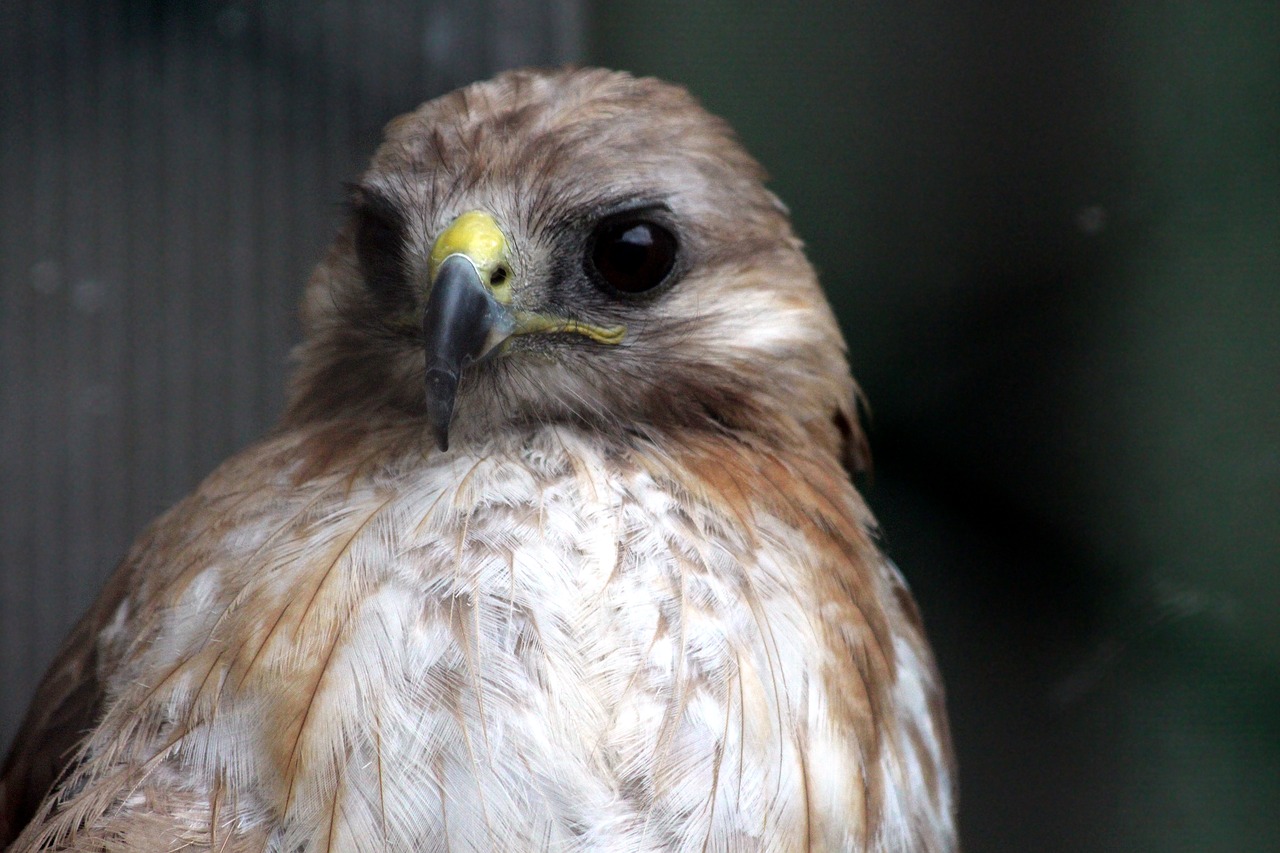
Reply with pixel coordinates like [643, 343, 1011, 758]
[428, 210, 513, 302]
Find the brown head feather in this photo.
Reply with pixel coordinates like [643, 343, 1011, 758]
[284, 68, 864, 472]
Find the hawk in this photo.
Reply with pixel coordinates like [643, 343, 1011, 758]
[1, 68, 955, 851]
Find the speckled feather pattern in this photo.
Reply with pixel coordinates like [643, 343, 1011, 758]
[1, 67, 954, 851]
[11, 425, 950, 851]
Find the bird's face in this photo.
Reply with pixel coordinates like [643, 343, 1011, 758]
[288, 68, 860, 465]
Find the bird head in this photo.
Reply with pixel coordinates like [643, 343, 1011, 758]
[286, 68, 866, 470]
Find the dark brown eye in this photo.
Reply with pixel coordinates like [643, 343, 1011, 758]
[352, 189, 409, 305]
[589, 218, 678, 295]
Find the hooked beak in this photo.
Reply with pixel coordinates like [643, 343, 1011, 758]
[422, 252, 514, 451]
[421, 210, 627, 451]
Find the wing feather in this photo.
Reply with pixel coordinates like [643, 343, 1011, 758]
[0, 560, 129, 846]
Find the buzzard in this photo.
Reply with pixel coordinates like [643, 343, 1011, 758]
[1, 68, 955, 851]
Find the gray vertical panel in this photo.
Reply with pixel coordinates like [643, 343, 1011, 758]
[1, 0, 582, 750]
[28, 3, 71, 667]
[60, 7, 99, 631]
[0, 4, 34, 698]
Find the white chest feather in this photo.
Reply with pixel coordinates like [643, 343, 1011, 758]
[65, 430, 951, 852]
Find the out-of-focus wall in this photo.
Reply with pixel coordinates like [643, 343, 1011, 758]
[0, 0, 581, 749]
[2, 3, 1275, 850]
[589, 2, 1279, 851]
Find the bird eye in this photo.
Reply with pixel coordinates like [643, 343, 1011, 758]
[588, 218, 678, 295]
[352, 191, 410, 305]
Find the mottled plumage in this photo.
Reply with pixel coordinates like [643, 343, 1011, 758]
[1, 68, 954, 851]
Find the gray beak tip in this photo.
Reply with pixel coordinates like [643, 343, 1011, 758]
[425, 369, 457, 452]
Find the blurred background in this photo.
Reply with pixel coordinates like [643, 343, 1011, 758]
[1, 2, 1276, 850]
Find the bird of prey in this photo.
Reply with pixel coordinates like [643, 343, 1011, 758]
[0, 68, 954, 852]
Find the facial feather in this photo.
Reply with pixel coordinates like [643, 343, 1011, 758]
[285, 68, 860, 471]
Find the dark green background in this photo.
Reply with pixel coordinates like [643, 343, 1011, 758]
[591, 2, 1278, 850]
